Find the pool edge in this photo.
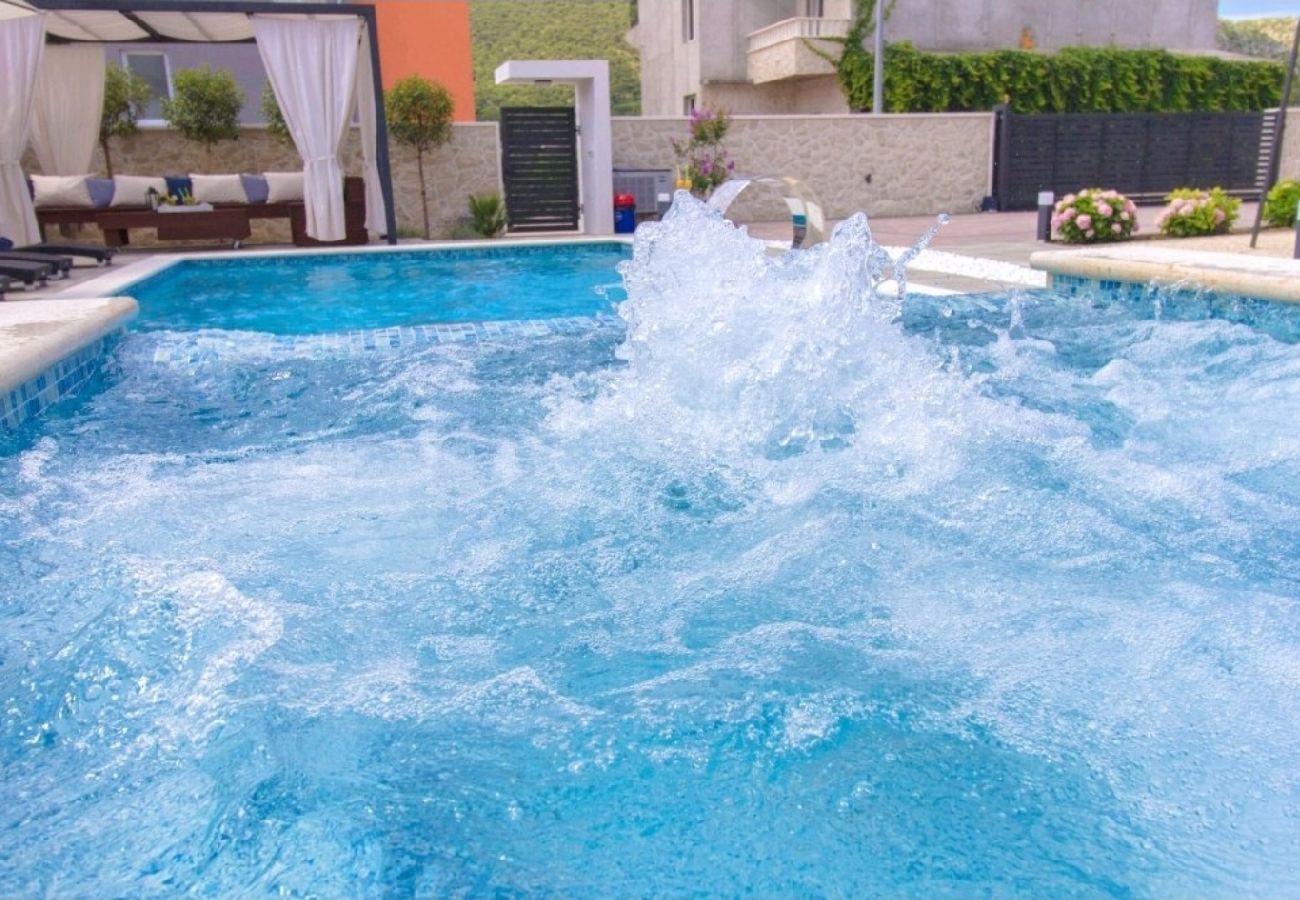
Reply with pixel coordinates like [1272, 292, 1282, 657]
[1, 297, 139, 431]
[1030, 246, 1300, 304]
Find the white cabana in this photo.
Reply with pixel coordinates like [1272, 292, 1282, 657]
[254, 16, 359, 243]
[30, 45, 106, 177]
[0, 13, 45, 245]
[0, 0, 398, 244]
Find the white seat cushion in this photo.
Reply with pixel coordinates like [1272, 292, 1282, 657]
[110, 174, 169, 208]
[31, 174, 92, 209]
[264, 171, 305, 204]
[189, 173, 249, 205]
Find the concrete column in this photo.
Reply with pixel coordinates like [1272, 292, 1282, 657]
[494, 60, 614, 235]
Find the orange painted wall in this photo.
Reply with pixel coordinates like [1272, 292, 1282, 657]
[370, 1, 476, 122]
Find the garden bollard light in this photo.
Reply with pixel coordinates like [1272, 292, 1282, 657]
[1037, 191, 1055, 242]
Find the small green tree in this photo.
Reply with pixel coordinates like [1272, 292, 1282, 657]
[162, 66, 244, 165]
[99, 65, 151, 177]
[260, 82, 292, 146]
[385, 75, 454, 238]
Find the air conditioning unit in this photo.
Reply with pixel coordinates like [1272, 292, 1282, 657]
[613, 168, 674, 219]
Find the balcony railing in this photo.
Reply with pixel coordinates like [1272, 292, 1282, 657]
[746, 16, 851, 54]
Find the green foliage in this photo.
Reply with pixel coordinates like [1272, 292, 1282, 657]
[1156, 187, 1241, 237]
[260, 83, 292, 146]
[1217, 15, 1299, 100]
[467, 192, 508, 237]
[99, 65, 151, 176]
[1051, 188, 1138, 244]
[672, 109, 733, 197]
[470, 1, 640, 120]
[162, 67, 243, 152]
[833, 43, 1285, 113]
[386, 76, 454, 154]
[1263, 179, 1300, 228]
[385, 76, 456, 239]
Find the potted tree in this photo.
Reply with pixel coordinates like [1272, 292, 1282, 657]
[161, 66, 244, 170]
[385, 75, 454, 239]
[99, 64, 151, 177]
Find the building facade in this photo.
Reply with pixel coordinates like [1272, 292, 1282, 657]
[629, 0, 1219, 116]
[106, 0, 476, 126]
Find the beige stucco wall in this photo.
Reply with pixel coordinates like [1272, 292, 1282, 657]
[25, 123, 502, 242]
[613, 112, 995, 220]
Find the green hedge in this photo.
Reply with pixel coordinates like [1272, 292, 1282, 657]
[834, 43, 1285, 114]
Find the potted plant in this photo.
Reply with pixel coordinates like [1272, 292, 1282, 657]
[99, 64, 151, 177]
[161, 66, 244, 168]
[385, 76, 454, 239]
[671, 108, 734, 197]
[467, 192, 507, 237]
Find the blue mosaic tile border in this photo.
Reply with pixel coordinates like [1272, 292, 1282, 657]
[149, 314, 624, 366]
[1, 331, 123, 432]
[1048, 273, 1264, 306]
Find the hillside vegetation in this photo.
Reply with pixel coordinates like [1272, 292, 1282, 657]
[1218, 17, 1298, 102]
[469, 0, 640, 121]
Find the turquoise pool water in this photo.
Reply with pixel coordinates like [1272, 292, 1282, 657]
[3, 204, 1299, 895]
[125, 242, 630, 333]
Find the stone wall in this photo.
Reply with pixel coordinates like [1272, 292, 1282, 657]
[613, 113, 994, 221]
[25, 123, 503, 243]
[1280, 108, 1300, 183]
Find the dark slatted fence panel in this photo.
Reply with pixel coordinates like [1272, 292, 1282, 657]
[993, 109, 1273, 210]
[499, 107, 580, 232]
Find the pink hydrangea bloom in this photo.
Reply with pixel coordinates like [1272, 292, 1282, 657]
[1064, 207, 1077, 220]
[1112, 223, 1122, 234]
[1063, 193, 1076, 204]
[1214, 208, 1226, 223]
[1085, 229, 1095, 238]
[1076, 214, 1092, 231]
[1097, 202, 1113, 217]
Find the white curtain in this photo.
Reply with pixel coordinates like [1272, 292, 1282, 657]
[354, 25, 387, 237]
[253, 15, 360, 242]
[0, 14, 45, 246]
[30, 45, 106, 177]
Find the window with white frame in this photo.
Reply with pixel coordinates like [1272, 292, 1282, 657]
[683, 94, 696, 115]
[122, 51, 172, 123]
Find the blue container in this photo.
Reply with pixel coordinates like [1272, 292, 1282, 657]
[614, 193, 637, 234]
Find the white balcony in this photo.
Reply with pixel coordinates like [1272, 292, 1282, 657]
[746, 17, 851, 84]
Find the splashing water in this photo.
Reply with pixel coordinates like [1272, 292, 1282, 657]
[2, 194, 1300, 896]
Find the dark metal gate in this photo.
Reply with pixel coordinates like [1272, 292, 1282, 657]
[992, 107, 1276, 211]
[499, 107, 580, 232]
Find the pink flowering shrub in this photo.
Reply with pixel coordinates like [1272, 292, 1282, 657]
[672, 108, 735, 197]
[1155, 187, 1240, 238]
[1052, 188, 1138, 244]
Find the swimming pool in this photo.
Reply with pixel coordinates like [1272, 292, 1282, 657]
[124, 241, 630, 333]
[3, 203, 1299, 895]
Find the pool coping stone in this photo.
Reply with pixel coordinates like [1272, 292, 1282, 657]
[1030, 244, 1300, 304]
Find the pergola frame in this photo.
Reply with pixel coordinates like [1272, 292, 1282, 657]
[13, 0, 399, 244]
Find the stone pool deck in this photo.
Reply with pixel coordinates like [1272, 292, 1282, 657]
[1030, 243, 1300, 304]
[0, 297, 138, 430]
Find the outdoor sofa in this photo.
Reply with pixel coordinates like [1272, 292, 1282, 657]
[32, 173, 368, 248]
